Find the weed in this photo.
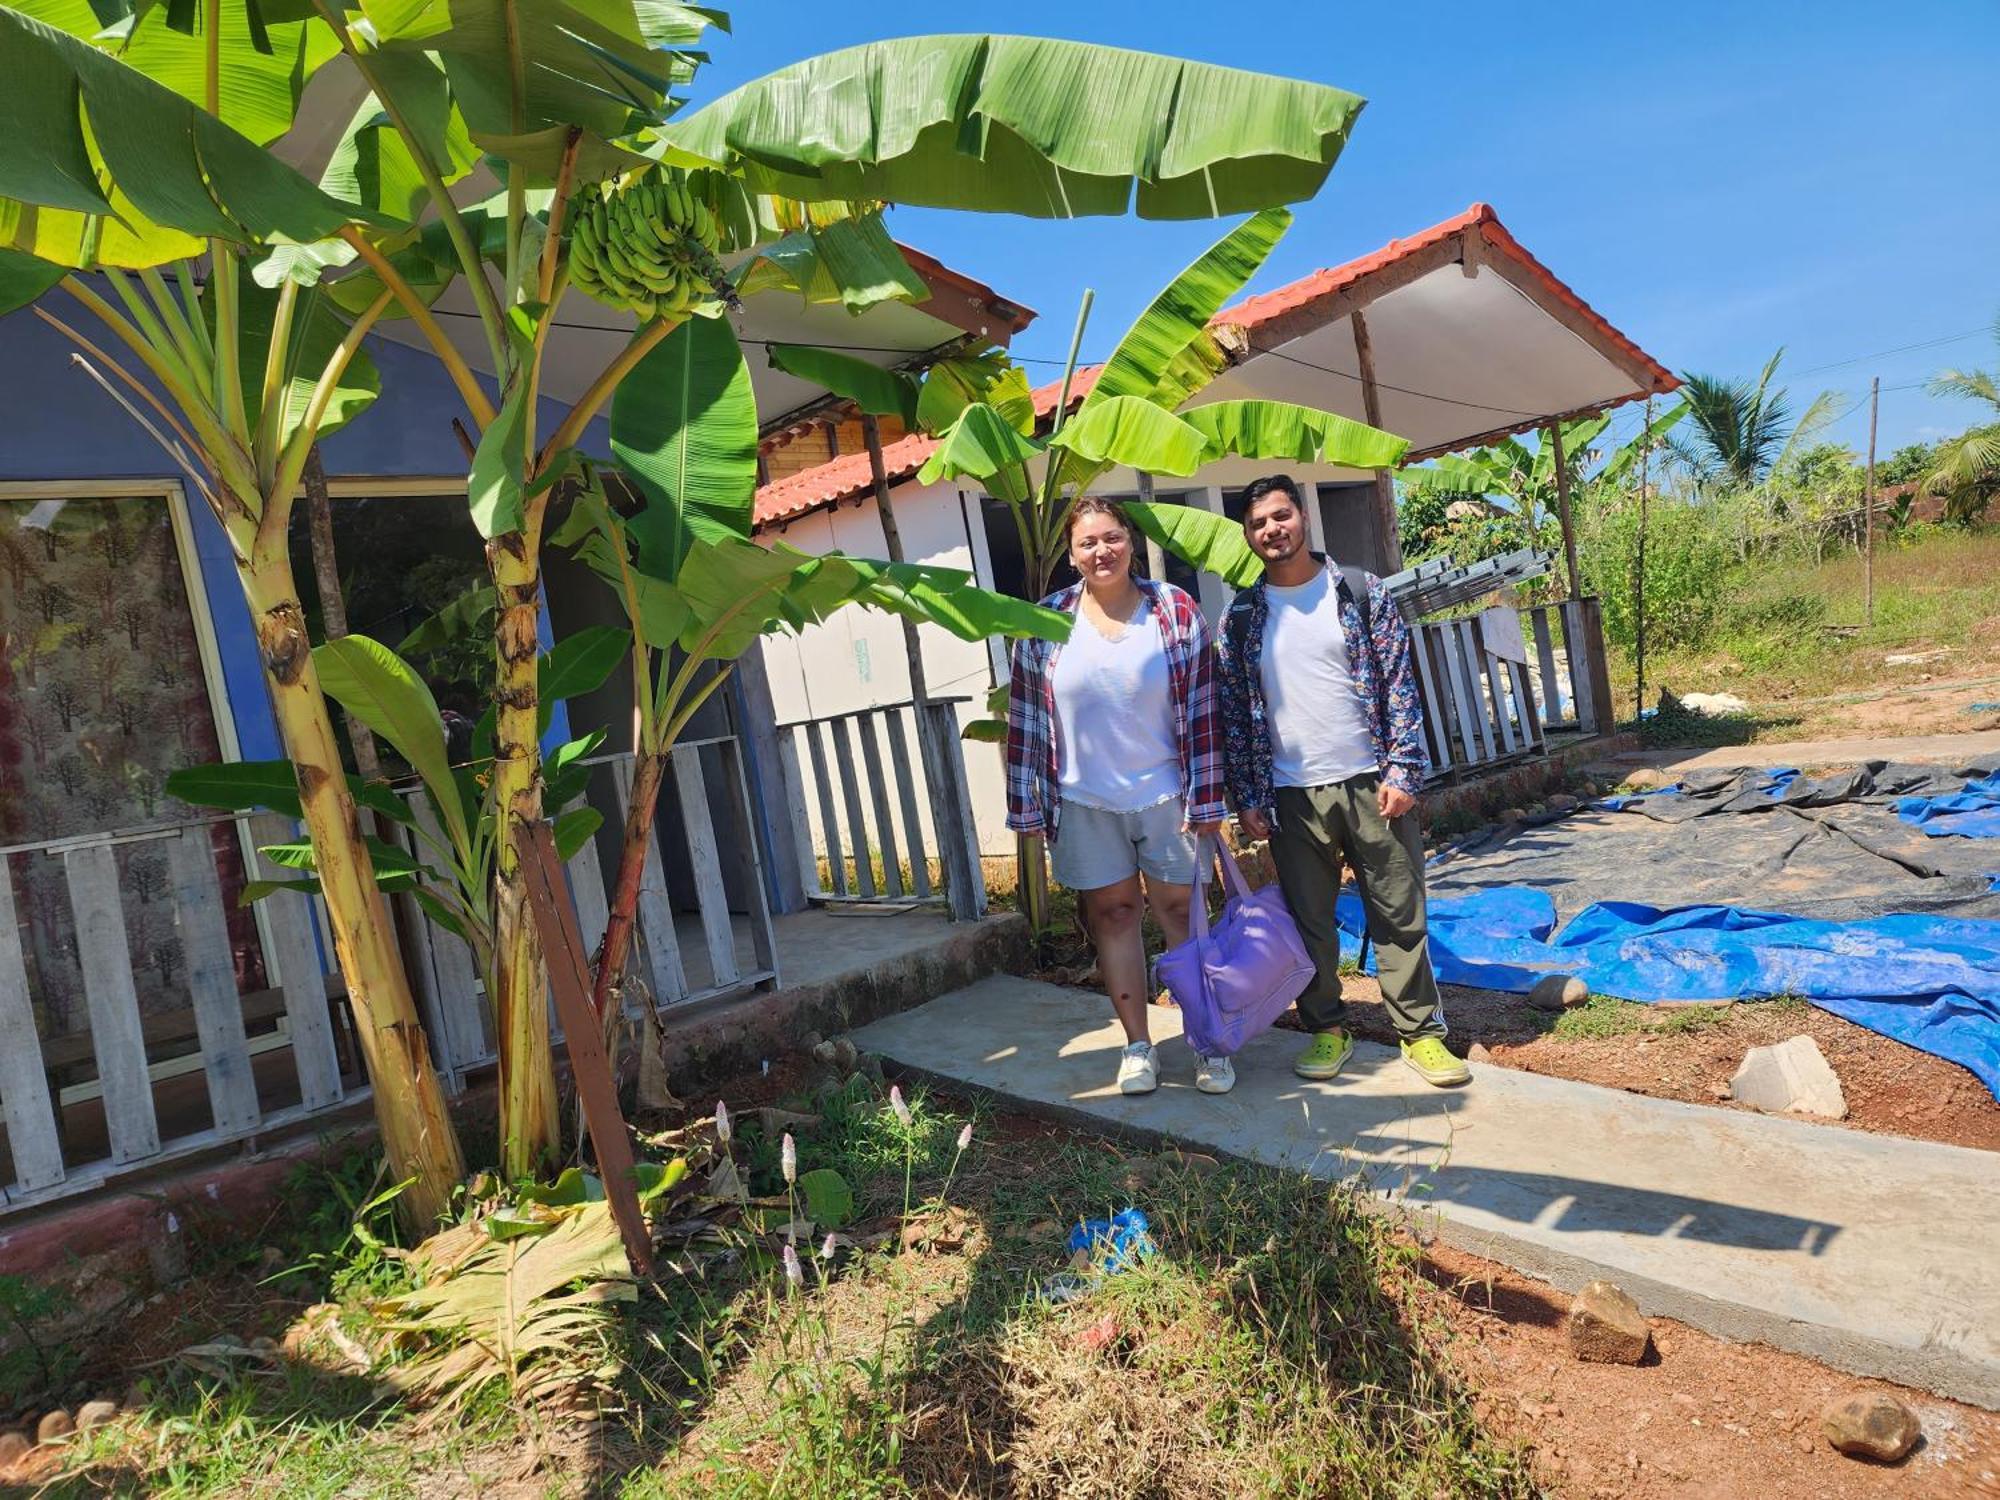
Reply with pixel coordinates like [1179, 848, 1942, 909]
[0, 1272, 80, 1399]
[1549, 995, 1735, 1039]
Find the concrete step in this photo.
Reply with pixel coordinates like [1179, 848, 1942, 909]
[853, 975, 2000, 1408]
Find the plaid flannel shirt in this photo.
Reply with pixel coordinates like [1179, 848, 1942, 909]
[1004, 578, 1226, 840]
[1216, 557, 1431, 816]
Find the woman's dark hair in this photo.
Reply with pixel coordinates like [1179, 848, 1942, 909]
[1066, 494, 1136, 543]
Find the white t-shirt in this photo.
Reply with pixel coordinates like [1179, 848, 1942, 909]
[1257, 562, 1379, 788]
[1051, 595, 1183, 812]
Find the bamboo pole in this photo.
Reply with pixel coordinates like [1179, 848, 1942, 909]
[1350, 311, 1405, 573]
[1865, 376, 1879, 628]
[1548, 423, 1581, 600]
[1634, 397, 1653, 722]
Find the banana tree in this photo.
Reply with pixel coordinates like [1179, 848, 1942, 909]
[554, 316, 1068, 1021]
[2, 4, 1373, 1181]
[0, 4, 474, 1227]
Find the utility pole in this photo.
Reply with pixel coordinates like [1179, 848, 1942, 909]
[1864, 376, 1879, 628]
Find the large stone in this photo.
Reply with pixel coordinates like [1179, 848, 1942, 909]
[1820, 1390, 1921, 1461]
[1565, 1280, 1651, 1364]
[1528, 975, 1590, 1012]
[1731, 1035, 1847, 1119]
[35, 1410, 74, 1444]
[1621, 768, 1668, 792]
[0, 1433, 29, 1468]
[74, 1400, 120, 1433]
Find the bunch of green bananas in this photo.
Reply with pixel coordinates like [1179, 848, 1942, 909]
[566, 172, 730, 321]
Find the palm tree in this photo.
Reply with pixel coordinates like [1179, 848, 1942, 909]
[1922, 315, 2000, 524]
[1671, 350, 1836, 492]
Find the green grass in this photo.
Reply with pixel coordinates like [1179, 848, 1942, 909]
[1609, 526, 2000, 743]
[1548, 995, 1737, 1040]
[38, 1083, 1541, 1499]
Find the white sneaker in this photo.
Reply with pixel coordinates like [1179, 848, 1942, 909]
[1117, 1041, 1159, 1095]
[1195, 1054, 1236, 1095]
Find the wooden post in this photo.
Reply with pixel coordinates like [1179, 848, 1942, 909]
[1349, 311, 1405, 573]
[1547, 423, 1582, 600]
[1634, 396, 1653, 723]
[862, 412, 944, 902]
[514, 821, 654, 1277]
[302, 447, 381, 780]
[1864, 376, 1879, 628]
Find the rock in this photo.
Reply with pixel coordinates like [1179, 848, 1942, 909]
[1622, 768, 1668, 792]
[1820, 1390, 1920, 1462]
[1547, 793, 1580, 813]
[1565, 1280, 1651, 1364]
[1496, 806, 1526, 824]
[1468, 1042, 1493, 1064]
[74, 1401, 119, 1433]
[1730, 1035, 1847, 1119]
[36, 1410, 74, 1444]
[1528, 975, 1590, 1012]
[1025, 1218, 1063, 1244]
[0, 1433, 29, 1468]
[1680, 691, 1749, 717]
[1078, 1312, 1122, 1352]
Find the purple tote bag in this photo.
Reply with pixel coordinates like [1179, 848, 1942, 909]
[1156, 837, 1316, 1058]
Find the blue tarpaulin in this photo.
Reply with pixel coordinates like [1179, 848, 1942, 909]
[1335, 887, 2000, 1100]
[1897, 771, 2000, 840]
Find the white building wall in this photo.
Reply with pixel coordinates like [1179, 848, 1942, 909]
[759, 481, 1016, 860]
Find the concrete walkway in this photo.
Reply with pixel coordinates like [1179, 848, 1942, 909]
[855, 977, 2000, 1408]
[1598, 727, 2000, 774]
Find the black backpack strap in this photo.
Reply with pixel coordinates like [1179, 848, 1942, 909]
[1335, 562, 1373, 642]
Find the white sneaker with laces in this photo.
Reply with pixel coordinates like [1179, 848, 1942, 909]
[1116, 1040, 1159, 1095]
[1195, 1054, 1236, 1095]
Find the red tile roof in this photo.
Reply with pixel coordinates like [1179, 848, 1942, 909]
[754, 204, 1672, 532]
[755, 366, 1100, 530]
[1216, 202, 1674, 391]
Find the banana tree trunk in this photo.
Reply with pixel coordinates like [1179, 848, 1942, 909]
[589, 749, 666, 1019]
[487, 528, 559, 1180]
[242, 553, 465, 1230]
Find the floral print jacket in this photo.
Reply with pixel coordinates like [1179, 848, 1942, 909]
[1216, 558, 1431, 815]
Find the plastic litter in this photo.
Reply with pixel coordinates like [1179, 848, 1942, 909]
[1037, 1208, 1157, 1302]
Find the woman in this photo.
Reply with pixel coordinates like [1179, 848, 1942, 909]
[1004, 496, 1232, 1095]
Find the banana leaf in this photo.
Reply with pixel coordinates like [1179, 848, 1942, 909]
[1045, 395, 1209, 477]
[766, 343, 918, 426]
[0, 5, 387, 264]
[1178, 400, 1410, 470]
[1126, 500, 1262, 589]
[612, 314, 759, 579]
[916, 403, 1041, 500]
[664, 37, 1363, 219]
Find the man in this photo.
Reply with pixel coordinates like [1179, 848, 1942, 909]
[1216, 475, 1470, 1088]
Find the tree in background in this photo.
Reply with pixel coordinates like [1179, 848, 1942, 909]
[1922, 315, 2000, 524]
[1670, 350, 1837, 493]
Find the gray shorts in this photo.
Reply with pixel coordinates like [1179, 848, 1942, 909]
[1049, 798, 1197, 891]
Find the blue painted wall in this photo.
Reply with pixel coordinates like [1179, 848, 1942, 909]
[0, 293, 604, 759]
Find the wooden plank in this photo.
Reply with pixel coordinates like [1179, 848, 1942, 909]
[250, 815, 344, 1111]
[63, 844, 159, 1163]
[856, 713, 905, 898]
[0, 863, 65, 1193]
[1477, 624, 1519, 756]
[670, 743, 739, 991]
[563, 795, 612, 968]
[1460, 620, 1500, 761]
[885, 708, 933, 899]
[718, 738, 779, 979]
[1409, 623, 1454, 775]
[1510, 660, 1546, 749]
[1441, 624, 1485, 766]
[920, 701, 987, 921]
[829, 716, 877, 898]
[1562, 600, 1598, 734]
[803, 722, 848, 897]
[410, 792, 489, 1082]
[513, 821, 653, 1278]
[1350, 309, 1404, 573]
[166, 829, 260, 1137]
[776, 734, 825, 899]
[1578, 597, 1617, 736]
[612, 756, 687, 1007]
[1531, 607, 1567, 726]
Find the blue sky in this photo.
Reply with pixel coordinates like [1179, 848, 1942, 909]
[697, 1, 1999, 458]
